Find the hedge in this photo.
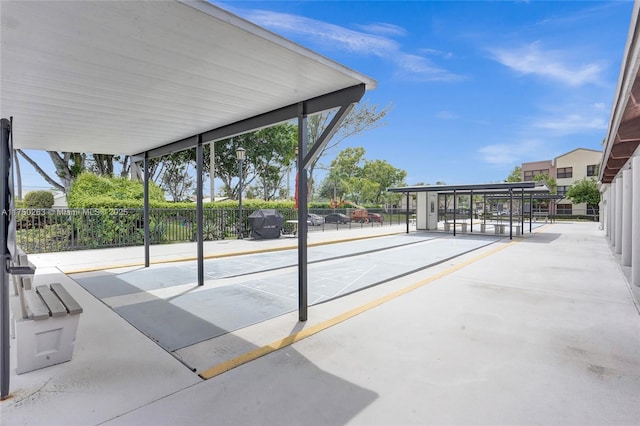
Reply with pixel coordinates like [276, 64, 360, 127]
[23, 190, 54, 208]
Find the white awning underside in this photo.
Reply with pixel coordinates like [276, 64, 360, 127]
[0, 0, 375, 156]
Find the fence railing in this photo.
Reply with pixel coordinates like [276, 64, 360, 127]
[14, 207, 413, 254]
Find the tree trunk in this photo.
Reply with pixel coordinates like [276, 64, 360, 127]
[16, 149, 65, 192]
[13, 150, 22, 200]
[48, 151, 74, 191]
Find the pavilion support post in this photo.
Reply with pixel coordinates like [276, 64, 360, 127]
[297, 104, 308, 322]
[453, 190, 457, 237]
[483, 194, 487, 230]
[196, 136, 204, 286]
[521, 189, 525, 232]
[509, 189, 513, 240]
[529, 193, 533, 233]
[470, 190, 473, 232]
[143, 154, 150, 267]
[405, 192, 410, 233]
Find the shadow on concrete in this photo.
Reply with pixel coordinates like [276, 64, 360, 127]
[518, 233, 562, 244]
[107, 338, 379, 426]
[71, 271, 296, 355]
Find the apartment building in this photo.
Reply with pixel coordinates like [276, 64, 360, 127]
[521, 148, 602, 216]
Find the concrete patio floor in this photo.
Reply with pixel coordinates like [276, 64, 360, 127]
[2, 222, 639, 426]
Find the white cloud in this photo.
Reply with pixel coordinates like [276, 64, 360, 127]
[420, 48, 454, 59]
[489, 41, 605, 87]
[533, 113, 607, 134]
[356, 22, 407, 37]
[435, 110, 459, 120]
[246, 10, 398, 56]
[478, 140, 543, 165]
[395, 54, 465, 82]
[241, 8, 463, 82]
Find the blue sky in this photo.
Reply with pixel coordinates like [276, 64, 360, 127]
[20, 1, 635, 192]
[221, 0, 633, 186]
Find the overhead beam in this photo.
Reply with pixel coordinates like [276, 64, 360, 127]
[139, 84, 366, 159]
[303, 103, 355, 170]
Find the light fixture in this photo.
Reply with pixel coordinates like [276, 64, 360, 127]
[235, 146, 246, 161]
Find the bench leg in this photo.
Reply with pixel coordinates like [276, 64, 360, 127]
[15, 315, 81, 374]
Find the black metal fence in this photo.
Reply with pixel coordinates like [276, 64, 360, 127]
[14, 207, 413, 254]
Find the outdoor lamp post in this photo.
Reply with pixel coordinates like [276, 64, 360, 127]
[236, 147, 246, 239]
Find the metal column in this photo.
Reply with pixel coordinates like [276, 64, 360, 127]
[453, 190, 457, 237]
[529, 193, 533, 233]
[469, 190, 473, 232]
[1, 118, 12, 399]
[521, 188, 525, 233]
[483, 193, 487, 230]
[405, 192, 410, 233]
[509, 188, 513, 240]
[196, 137, 204, 286]
[143, 154, 150, 268]
[297, 104, 308, 322]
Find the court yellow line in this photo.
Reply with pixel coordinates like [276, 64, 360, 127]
[65, 231, 404, 275]
[199, 238, 520, 380]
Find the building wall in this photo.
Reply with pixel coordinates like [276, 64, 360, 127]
[521, 148, 601, 216]
[521, 160, 554, 181]
[554, 148, 602, 214]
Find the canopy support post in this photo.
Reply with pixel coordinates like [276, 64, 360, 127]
[196, 136, 204, 286]
[143, 153, 150, 268]
[297, 104, 308, 322]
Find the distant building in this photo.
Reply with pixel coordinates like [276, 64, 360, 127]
[52, 191, 68, 208]
[521, 148, 602, 216]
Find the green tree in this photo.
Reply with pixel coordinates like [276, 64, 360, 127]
[362, 159, 407, 204]
[505, 166, 522, 182]
[322, 147, 366, 201]
[533, 173, 557, 194]
[566, 178, 600, 213]
[182, 123, 297, 200]
[305, 99, 392, 200]
[319, 147, 406, 204]
[160, 153, 194, 202]
[249, 125, 297, 200]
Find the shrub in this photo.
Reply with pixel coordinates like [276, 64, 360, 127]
[67, 172, 165, 207]
[23, 190, 54, 208]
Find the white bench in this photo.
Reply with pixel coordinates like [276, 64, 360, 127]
[494, 224, 522, 236]
[10, 248, 83, 374]
[444, 222, 468, 232]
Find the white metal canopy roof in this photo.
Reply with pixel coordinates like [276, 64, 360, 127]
[0, 0, 376, 156]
